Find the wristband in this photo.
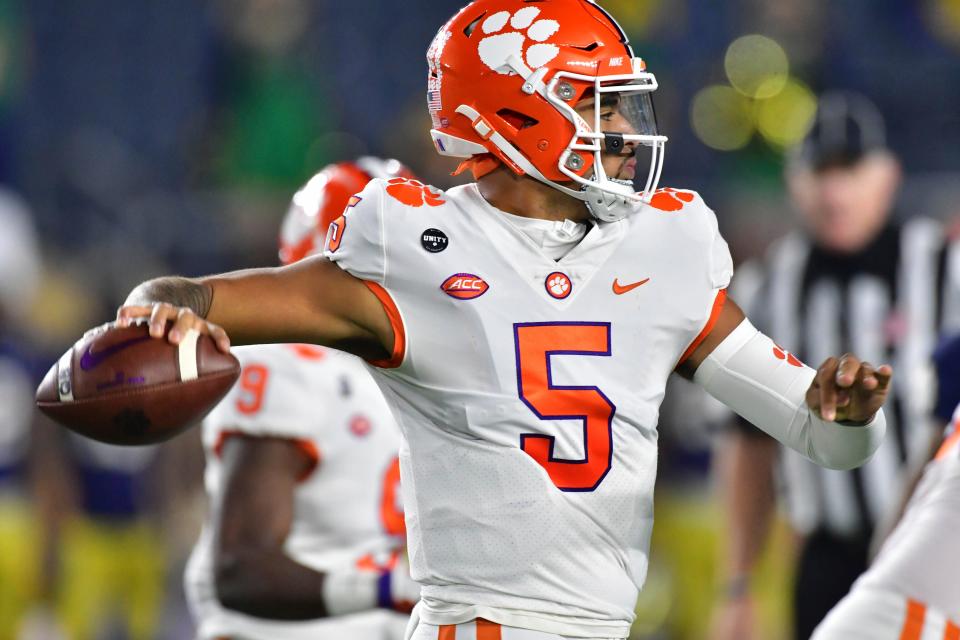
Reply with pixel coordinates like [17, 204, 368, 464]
[377, 570, 394, 610]
[321, 568, 378, 616]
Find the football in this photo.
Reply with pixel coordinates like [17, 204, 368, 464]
[36, 320, 240, 445]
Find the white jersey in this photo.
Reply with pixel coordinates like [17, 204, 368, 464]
[324, 179, 732, 638]
[813, 406, 960, 639]
[185, 343, 408, 640]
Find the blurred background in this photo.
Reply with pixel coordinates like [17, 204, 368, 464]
[2, 0, 960, 638]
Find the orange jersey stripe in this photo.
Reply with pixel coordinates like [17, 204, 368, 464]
[476, 618, 502, 640]
[677, 288, 727, 365]
[935, 426, 960, 461]
[213, 430, 321, 482]
[899, 599, 927, 640]
[363, 281, 407, 369]
[945, 620, 960, 640]
[438, 625, 456, 640]
[292, 439, 321, 482]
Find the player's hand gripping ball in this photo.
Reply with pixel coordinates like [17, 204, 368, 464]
[36, 319, 240, 445]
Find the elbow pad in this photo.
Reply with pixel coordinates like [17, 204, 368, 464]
[694, 319, 886, 470]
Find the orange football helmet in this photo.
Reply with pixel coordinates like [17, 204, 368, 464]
[427, 0, 666, 221]
[278, 158, 416, 265]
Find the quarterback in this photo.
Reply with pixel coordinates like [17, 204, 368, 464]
[184, 160, 420, 640]
[119, 1, 892, 638]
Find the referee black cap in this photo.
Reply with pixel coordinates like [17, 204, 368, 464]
[792, 91, 887, 171]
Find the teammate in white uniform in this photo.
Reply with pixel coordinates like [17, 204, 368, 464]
[117, 2, 894, 638]
[812, 337, 960, 640]
[812, 415, 960, 639]
[184, 159, 420, 640]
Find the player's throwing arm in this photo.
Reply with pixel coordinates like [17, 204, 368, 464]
[681, 300, 892, 470]
[117, 258, 396, 362]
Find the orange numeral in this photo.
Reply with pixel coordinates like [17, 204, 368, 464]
[380, 456, 405, 536]
[235, 364, 269, 415]
[514, 322, 615, 492]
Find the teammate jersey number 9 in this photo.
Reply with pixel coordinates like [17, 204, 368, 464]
[236, 364, 269, 414]
[514, 322, 615, 492]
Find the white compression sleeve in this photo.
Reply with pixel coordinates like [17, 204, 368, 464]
[694, 319, 885, 471]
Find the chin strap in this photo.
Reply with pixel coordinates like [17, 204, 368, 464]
[583, 179, 637, 222]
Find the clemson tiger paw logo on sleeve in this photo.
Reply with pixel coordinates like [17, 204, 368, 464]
[385, 178, 445, 207]
[772, 344, 803, 367]
[477, 7, 561, 73]
[647, 188, 695, 212]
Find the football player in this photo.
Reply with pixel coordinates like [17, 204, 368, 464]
[118, 2, 892, 638]
[811, 334, 960, 638]
[183, 158, 420, 640]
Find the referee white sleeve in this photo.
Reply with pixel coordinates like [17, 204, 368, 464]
[694, 319, 886, 470]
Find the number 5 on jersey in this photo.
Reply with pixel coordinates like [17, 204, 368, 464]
[514, 322, 615, 492]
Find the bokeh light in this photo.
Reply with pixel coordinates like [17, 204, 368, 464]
[601, 0, 663, 34]
[924, 0, 960, 49]
[755, 79, 817, 148]
[690, 85, 754, 151]
[724, 35, 790, 99]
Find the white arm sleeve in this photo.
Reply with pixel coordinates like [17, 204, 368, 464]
[694, 319, 886, 470]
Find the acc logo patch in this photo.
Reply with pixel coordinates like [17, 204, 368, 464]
[441, 273, 489, 300]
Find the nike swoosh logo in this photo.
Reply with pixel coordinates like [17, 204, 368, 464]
[80, 335, 151, 371]
[612, 278, 651, 295]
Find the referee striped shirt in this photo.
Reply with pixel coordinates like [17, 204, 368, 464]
[734, 217, 960, 537]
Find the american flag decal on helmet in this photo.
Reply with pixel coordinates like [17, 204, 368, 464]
[428, 76, 444, 129]
[428, 88, 442, 111]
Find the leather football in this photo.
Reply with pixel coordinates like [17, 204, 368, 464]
[36, 320, 240, 445]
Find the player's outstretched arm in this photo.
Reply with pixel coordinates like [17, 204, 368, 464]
[214, 435, 418, 619]
[679, 299, 892, 470]
[118, 257, 394, 362]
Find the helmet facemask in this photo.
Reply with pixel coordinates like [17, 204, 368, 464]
[547, 60, 667, 222]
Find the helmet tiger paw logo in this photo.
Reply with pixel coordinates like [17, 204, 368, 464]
[477, 7, 561, 74]
[647, 188, 695, 212]
[772, 344, 803, 367]
[385, 178, 445, 207]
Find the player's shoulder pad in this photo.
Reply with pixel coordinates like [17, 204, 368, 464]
[343, 177, 449, 216]
[638, 187, 717, 234]
[640, 187, 731, 288]
[640, 187, 719, 238]
[324, 178, 450, 282]
[379, 176, 448, 210]
[642, 187, 705, 214]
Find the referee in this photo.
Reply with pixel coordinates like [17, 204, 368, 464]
[711, 92, 960, 640]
